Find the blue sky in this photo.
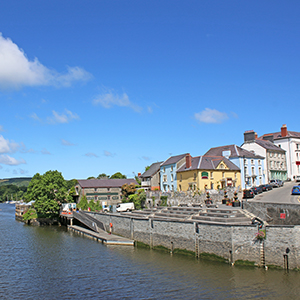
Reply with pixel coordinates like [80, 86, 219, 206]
[0, 1, 299, 180]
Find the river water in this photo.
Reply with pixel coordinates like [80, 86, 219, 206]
[1, 203, 300, 299]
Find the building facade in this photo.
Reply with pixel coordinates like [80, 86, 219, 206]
[177, 154, 241, 192]
[260, 124, 300, 180]
[140, 161, 162, 191]
[160, 153, 188, 192]
[241, 131, 287, 182]
[205, 144, 266, 189]
[75, 178, 138, 206]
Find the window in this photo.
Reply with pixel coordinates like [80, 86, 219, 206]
[278, 144, 281, 148]
[297, 144, 299, 150]
[251, 160, 254, 165]
[193, 173, 196, 181]
[258, 160, 261, 165]
[297, 153, 299, 161]
[163, 175, 167, 182]
[180, 174, 182, 182]
[259, 167, 262, 175]
[210, 172, 213, 179]
[252, 167, 255, 175]
[171, 165, 173, 172]
[171, 174, 173, 182]
[94, 188, 97, 192]
[244, 166, 248, 175]
[222, 172, 225, 178]
[163, 167, 165, 172]
[179, 184, 182, 191]
[244, 159, 247, 164]
[220, 163, 225, 169]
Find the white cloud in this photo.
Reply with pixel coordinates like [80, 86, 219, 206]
[0, 154, 26, 165]
[147, 106, 153, 113]
[41, 148, 51, 155]
[93, 91, 142, 113]
[0, 125, 4, 132]
[48, 110, 80, 124]
[0, 33, 91, 89]
[104, 150, 115, 157]
[195, 108, 228, 124]
[85, 152, 98, 158]
[142, 156, 151, 161]
[61, 139, 75, 146]
[30, 113, 41, 122]
[0, 135, 20, 153]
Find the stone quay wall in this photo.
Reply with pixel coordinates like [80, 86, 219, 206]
[243, 201, 300, 225]
[88, 212, 300, 269]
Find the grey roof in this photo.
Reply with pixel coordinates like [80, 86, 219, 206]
[161, 153, 188, 166]
[204, 144, 264, 159]
[254, 139, 286, 152]
[177, 155, 240, 172]
[77, 178, 138, 188]
[261, 130, 300, 140]
[140, 162, 163, 178]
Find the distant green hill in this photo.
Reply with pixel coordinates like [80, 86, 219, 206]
[0, 177, 32, 187]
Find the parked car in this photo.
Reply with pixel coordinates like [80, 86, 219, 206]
[295, 175, 300, 182]
[251, 186, 263, 195]
[270, 179, 282, 187]
[243, 189, 254, 199]
[265, 184, 273, 191]
[291, 186, 300, 195]
[259, 184, 268, 192]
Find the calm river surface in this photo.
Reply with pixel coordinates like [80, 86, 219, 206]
[1, 203, 300, 299]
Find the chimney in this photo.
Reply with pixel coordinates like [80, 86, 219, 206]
[262, 134, 274, 143]
[244, 130, 256, 142]
[138, 173, 141, 177]
[281, 124, 287, 137]
[186, 153, 192, 169]
[255, 132, 258, 139]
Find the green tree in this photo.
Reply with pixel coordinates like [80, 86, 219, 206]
[97, 173, 110, 179]
[94, 200, 102, 211]
[145, 166, 150, 172]
[78, 195, 88, 210]
[24, 170, 71, 218]
[110, 172, 127, 179]
[121, 183, 136, 200]
[87, 176, 96, 180]
[88, 198, 95, 211]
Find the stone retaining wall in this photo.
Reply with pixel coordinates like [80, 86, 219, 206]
[88, 212, 300, 269]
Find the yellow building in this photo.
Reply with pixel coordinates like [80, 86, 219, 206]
[177, 154, 241, 191]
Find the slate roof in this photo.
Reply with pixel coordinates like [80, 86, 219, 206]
[177, 155, 240, 172]
[254, 139, 286, 152]
[204, 144, 264, 159]
[77, 178, 138, 188]
[260, 131, 300, 140]
[161, 153, 188, 166]
[140, 162, 163, 178]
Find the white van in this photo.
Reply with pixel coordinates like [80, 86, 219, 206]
[116, 202, 135, 212]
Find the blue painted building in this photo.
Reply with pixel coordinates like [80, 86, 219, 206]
[160, 153, 188, 192]
[205, 145, 266, 189]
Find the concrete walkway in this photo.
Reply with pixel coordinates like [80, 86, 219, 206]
[68, 225, 134, 246]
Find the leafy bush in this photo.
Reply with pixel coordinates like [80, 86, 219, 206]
[160, 195, 168, 206]
[22, 208, 38, 221]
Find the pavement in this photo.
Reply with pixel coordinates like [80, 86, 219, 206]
[247, 181, 300, 204]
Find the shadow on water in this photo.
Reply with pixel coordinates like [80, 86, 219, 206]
[1, 203, 300, 299]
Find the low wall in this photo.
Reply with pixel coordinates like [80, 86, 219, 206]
[243, 202, 300, 225]
[88, 212, 300, 269]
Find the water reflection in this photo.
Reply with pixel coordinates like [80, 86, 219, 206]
[0, 203, 299, 299]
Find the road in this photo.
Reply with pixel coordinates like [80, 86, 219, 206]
[248, 181, 300, 204]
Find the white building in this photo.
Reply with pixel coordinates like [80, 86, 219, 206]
[241, 130, 287, 182]
[260, 124, 300, 180]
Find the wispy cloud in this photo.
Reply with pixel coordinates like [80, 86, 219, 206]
[47, 110, 80, 124]
[0, 33, 92, 90]
[0, 154, 26, 165]
[142, 156, 151, 161]
[104, 150, 115, 157]
[61, 139, 75, 146]
[93, 90, 142, 113]
[41, 148, 51, 155]
[85, 152, 98, 158]
[31, 109, 80, 124]
[0, 125, 4, 132]
[195, 108, 228, 124]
